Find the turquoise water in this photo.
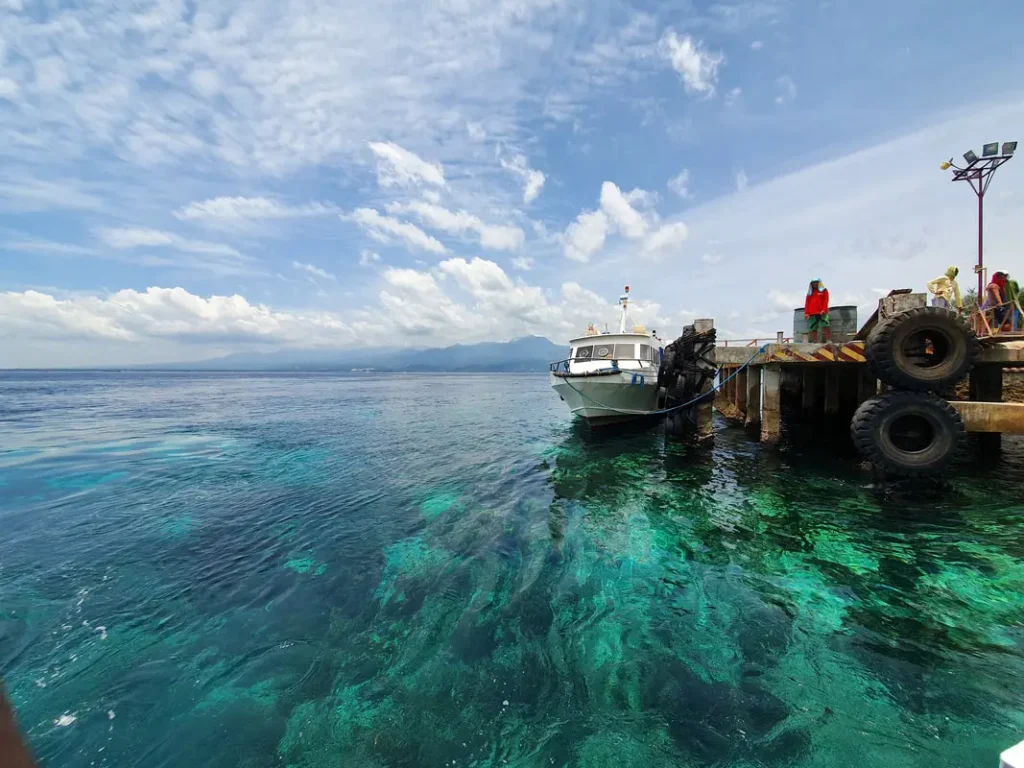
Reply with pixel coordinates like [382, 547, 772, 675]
[2, 371, 1024, 768]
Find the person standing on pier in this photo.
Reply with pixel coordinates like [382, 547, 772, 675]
[926, 265, 962, 310]
[804, 279, 831, 343]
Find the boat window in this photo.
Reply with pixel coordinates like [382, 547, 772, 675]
[574, 345, 594, 360]
[613, 343, 635, 360]
[640, 344, 652, 361]
[592, 343, 614, 360]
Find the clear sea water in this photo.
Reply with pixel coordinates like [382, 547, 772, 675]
[2, 371, 1024, 768]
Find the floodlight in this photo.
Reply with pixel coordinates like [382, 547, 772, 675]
[1003, 141, 1017, 156]
[963, 150, 979, 165]
[983, 142, 999, 157]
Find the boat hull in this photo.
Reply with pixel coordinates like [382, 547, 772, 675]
[550, 371, 661, 425]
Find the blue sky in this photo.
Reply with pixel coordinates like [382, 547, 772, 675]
[1, 0, 1023, 366]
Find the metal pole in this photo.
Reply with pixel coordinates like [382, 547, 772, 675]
[978, 182, 985, 297]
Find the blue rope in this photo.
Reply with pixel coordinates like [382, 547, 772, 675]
[561, 344, 768, 417]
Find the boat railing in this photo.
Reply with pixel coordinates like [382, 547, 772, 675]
[549, 357, 658, 372]
[717, 337, 791, 347]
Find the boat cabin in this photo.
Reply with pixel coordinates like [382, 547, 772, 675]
[564, 332, 662, 375]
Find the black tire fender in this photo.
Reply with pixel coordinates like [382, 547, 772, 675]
[865, 306, 978, 392]
[851, 391, 965, 477]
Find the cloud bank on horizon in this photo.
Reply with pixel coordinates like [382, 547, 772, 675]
[1, 0, 1023, 366]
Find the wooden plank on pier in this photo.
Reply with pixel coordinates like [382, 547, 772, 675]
[951, 401, 1024, 433]
[715, 340, 1024, 367]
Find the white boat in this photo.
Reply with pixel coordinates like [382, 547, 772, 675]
[550, 286, 665, 425]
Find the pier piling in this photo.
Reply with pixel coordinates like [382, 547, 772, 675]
[970, 364, 1004, 453]
[760, 364, 782, 444]
[745, 367, 761, 429]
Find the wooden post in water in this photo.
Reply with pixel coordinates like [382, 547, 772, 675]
[761, 364, 782, 444]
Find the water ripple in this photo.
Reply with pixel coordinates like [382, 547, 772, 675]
[2, 371, 1024, 767]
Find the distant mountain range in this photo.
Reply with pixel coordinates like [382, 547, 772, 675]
[142, 336, 565, 372]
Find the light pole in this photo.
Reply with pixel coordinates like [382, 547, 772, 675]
[941, 141, 1016, 296]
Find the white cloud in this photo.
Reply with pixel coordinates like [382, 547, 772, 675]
[0, 287, 355, 346]
[0, 177, 103, 212]
[466, 122, 486, 141]
[34, 57, 69, 93]
[368, 142, 445, 188]
[175, 197, 338, 225]
[500, 154, 546, 204]
[0, 0, 582, 176]
[439, 256, 550, 324]
[667, 169, 691, 199]
[378, 266, 472, 336]
[387, 200, 524, 251]
[599, 181, 648, 239]
[0, 271, 691, 365]
[3, 237, 99, 257]
[775, 76, 797, 105]
[643, 222, 689, 256]
[96, 227, 241, 257]
[658, 30, 724, 96]
[511, 256, 534, 271]
[750, 40, 764, 51]
[562, 180, 682, 262]
[563, 209, 609, 263]
[724, 87, 742, 106]
[701, 252, 723, 265]
[188, 69, 220, 98]
[347, 208, 447, 254]
[292, 260, 336, 281]
[359, 250, 382, 267]
[768, 289, 801, 311]
[735, 170, 749, 191]
[0, 78, 20, 100]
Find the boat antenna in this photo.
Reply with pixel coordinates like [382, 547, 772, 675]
[618, 285, 630, 333]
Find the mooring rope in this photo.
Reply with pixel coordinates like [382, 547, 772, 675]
[561, 343, 769, 417]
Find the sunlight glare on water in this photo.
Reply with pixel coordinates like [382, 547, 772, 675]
[2, 371, 1024, 767]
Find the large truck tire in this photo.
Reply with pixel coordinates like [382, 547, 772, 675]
[851, 391, 965, 477]
[865, 306, 978, 392]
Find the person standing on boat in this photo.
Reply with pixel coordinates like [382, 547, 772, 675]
[804, 279, 831, 343]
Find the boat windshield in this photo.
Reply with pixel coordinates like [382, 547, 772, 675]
[571, 341, 655, 362]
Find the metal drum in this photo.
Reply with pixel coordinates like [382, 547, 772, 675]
[793, 305, 858, 342]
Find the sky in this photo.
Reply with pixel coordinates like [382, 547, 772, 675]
[1, 0, 1023, 367]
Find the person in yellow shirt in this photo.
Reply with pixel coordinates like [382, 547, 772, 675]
[926, 266, 962, 310]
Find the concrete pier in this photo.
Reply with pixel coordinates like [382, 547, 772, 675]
[714, 340, 1024, 443]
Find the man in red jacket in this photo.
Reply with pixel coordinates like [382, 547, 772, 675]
[804, 278, 831, 342]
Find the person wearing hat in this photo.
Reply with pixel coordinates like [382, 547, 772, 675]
[984, 270, 1011, 331]
[804, 278, 831, 342]
[926, 266, 962, 310]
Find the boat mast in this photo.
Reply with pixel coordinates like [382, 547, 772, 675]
[618, 285, 629, 333]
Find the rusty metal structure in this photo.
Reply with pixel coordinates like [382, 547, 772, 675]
[942, 141, 1016, 296]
